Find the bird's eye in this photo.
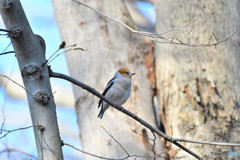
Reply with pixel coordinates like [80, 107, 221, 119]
[125, 72, 130, 75]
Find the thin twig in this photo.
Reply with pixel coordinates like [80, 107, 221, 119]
[0, 51, 15, 56]
[72, 0, 239, 47]
[64, 141, 172, 160]
[41, 135, 61, 160]
[47, 43, 76, 64]
[73, 0, 137, 33]
[154, 33, 239, 47]
[0, 125, 37, 139]
[102, 127, 170, 159]
[0, 119, 6, 134]
[0, 28, 12, 33]
[47, 49, 74, 65]
[40, 43, 86, 77]
[161, 14, 203, 35]
[101, 126, 129, 157]
[173, 138, 240, 147]
[63, 142, 122, 160]
[151, 131, 157, 160]
[2, 41, 13, 52]
[0, 147, 38, 159]
[0, 75, 34, 97]
[47, 43, 86, 66]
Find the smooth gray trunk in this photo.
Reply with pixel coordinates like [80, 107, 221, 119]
[0, 0, 63, 159]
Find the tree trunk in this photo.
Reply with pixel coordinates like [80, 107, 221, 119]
[155, 0, 240, 159]
[0, 0, 63, 159]
[53, 0, 165, 159]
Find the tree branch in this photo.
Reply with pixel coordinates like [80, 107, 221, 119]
[0, 125, 40, 139]
[0, 51, 15, 56]
[173, 138, 240, 147]
[0, 74, 34, 97]
[72, 0, 239, 47]
[101, 126, 130, 157]
[50, 70, 201, 159]
[63, 142, 121, 160]
[50, 70, 240, 158]
[63, 141, 172, 160]
[0, 147, 38, 159]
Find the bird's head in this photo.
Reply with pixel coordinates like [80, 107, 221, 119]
[117, 68, 136, 79]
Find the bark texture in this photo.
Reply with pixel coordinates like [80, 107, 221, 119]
[53, 0, 164, 159]
[155, 0, 240, 159]
[0, 0, 63, 159]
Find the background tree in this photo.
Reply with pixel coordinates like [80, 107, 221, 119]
[53, 0, 240, 159]
[155, 0, 240, 158]
[53, 0, 165, 159]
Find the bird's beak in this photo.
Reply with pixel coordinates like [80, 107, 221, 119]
[130, 72, 136, 76]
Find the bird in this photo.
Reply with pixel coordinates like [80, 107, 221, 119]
[98, 68, 135, 119]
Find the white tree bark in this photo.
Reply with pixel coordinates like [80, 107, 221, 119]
[0, 0, 63, 159]
[53, 0, 164, 159]
[155, 0, 240, 158]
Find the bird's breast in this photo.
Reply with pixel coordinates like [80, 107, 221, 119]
[105, 78, 131, 105]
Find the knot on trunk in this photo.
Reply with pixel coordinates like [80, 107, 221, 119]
[8, 27, 22, 38]
[35, 91, 50, 105]
[22, 65, 40, 77]
[3, 0, 13, 10]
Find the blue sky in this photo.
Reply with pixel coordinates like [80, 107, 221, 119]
[136, 1, 155, 25]
[0, 1, 155, 159]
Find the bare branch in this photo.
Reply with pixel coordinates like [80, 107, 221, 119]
[101, 126, 129, 157]
[47, 44, 86, 66]
[51, 70, 240, 159]
[2, 41, 12, 52]
[64, 141, 172, 160]
[41, 135, 61, 160]
[0, 51, 15, 56]
[0, 147, 38, 159]
[0, 75, 34, 97]
[154, 32, 239, 47]
[0, 28, 12, 33]
[151, 131, 157, 160]
[173, 138, 240, 147]
[0, 119, 5, 135]
[0, 27, 22, 38]
[63, 142, 121, 160]
[40, 42, 87, 77]
[50, 71, 201, 159]
[161, 14, 203, 35]
[72, 0, 239, 47]
[0, 125, 39, 139]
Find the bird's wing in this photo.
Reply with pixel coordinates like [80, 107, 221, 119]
[98, 77, 115, 108]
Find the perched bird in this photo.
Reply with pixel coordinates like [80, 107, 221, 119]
[98, 68, 135, 119]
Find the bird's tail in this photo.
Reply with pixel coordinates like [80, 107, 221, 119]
[98, 103, 108, 119]
[98, 112, 103, 119]
[98, 105, 104, 119]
